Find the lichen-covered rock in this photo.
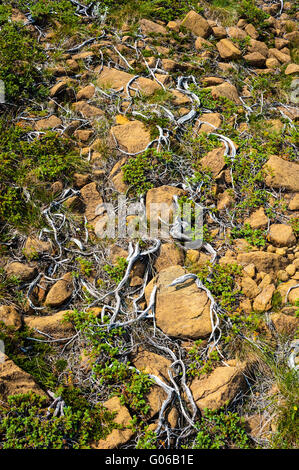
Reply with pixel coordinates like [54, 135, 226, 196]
[5, 262, 37, 282]
[216, 39, 242, 60]
[181, 10, 210, 38]
[24, 310, 75, 338]
[268, 224, 296, 247]
[0, 305, 22, 330]
[110, 120, 151, 154]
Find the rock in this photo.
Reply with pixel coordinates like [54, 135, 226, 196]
[271, 313, 299, 334]
[195, 112, 222, 134]
[171, 90, 191, 106]
[24, 310, 75, 338]
[210, 82, 241, 104]
[80, 182, 103, 228]
[216, 39, 242, 60]
[285, 63, 299, 75]
[269, 48, 291, 63]
[253, 284, 275, 312]
[217, 190, 234, 210]
[154, 243, 184, 272]
[133, 349, 171, 383]
[49, 80, 67, 97]
[244, 52, 266, 67]
[110, 120, 151, 154]
[5, 262, 37, 282]
[195, 37, 213, 51]
[146, 185, 185, 228]
[35, 115, 62, 131]
[140, 18, 167, 35]
[240, 298, 252, 314]
[0, 355, 47, 402]
[243, 263, 256, 278]
[73, 101, 103, 119]
[23, 237, 52, 259]
[0, 305, 22, 330]
[264, 155, 299, 192]
[200, 145, 226, 176]
[181, 11, 210, 38]
[44, 273, 73, 307]
[227, 27, 247, 40]
[94, 396, 134, 449]
[74, 129, 93, 142]
[268, 224, 296, 247]
[97, 66, 161, 97]
[167, 21, 179, 32]
[289, 193, 299, 210]
[285, 264, 296, 276]
[275, 38, 290, 49]
[73, 173, 91, 189]
[241, 277, 261, 299]
[212, 26, 227, 39]
[237, 252, 286, 274]
[161, 59, 177, 72]
[244, 207, 269, 229]
[245, 23, 258, 39]
[266, 57, 280, 68]
[190, 361, 246, 411]
[76, 84, 95, 100]
[145, 265, 212, 339]
[248, 39, 269, 57]
[277, 280, 299, 305]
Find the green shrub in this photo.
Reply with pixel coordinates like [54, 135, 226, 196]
[0, 392, 116, 449]
[231, 224, 267, 248]
[0, 22, 47, 104]
[185, 408, 250, 449]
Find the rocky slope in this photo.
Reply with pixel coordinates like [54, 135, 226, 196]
[0, 0, 298, 449]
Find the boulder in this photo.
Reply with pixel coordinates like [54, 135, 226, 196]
[154, 242, 184, 272]
[268, 224, 296, 247]
[244, 52, 266, 67]
[285, 63, 299, 75]
[195, 112, 222, 134]
[216, 39, 242, 60]
[0, 355, 47, 402]
[140, 18, 167, 35]
[263, 155, 299, 192]
[253, 284, 275, 312]
[248, 39, 269, 57]
[244, 207, 269, 230]
[35, 115, 62, 131]
[24, 310, 75, 338]
[145, 265, 212, 339]
[146, 185, 185, 228]
[241, 277, 261, 299]
[271, 313, 299, 334]
[110, 120, 151, 154]
[237, 252, 286, 274]
[181, 11, 210, 38]
[289, 193, 299, 210]
[5, 262, 37, 282]
[227, 27, 247, 40]
[94, 396, 134, 449]
[44, 273, 73, 308]
[200, 145, 226, 176]
[23, 237, 52, 259]
[76, 84, 95, 100]
[190, 361, 246, 411]
[72, 101, 103, 119]
[277, 280, 299, 305]
[80, 182, 103, 228]
[210, 82, 241, 104]
[0, 305, 22, 330]
[97, 66, 161, 97]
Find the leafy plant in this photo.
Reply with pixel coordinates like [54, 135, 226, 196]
[186, 408, 250, 449]
[103, 257, 128, 284]
[231, 224, 267, 248]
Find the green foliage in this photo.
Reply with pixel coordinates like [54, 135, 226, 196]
[97, 0, 203, 22]
[190, 86, 238, 118]
[103, 257, 128, 284]
[0, 324, 58, 390]
[29, 0, 79, 27]
[238, 0, 269, 27]
[136, 428, 158, 449]
[231, 224, 267, 248]
[0, 121, 84, 228]
[195, 263, 242, 311]
[123, 148, 174, 195]
[0, 392, 116, 449]
[187, 342, 220, 377]
[75, 257, 94, 277]
[0, 22, 47, 104]
[186, 408, 250, 449]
